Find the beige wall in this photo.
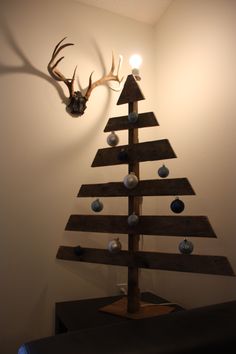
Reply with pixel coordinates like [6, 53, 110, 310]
[152, 0, 236, 306]
[1, 0, 236, 353]
[0, 1, 155, 353]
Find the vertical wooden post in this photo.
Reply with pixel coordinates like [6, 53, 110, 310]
[116, 73, 145, 314]
[127, 101, 140, 313]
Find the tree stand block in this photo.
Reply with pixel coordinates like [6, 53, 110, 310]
[99, 297, 175, 319]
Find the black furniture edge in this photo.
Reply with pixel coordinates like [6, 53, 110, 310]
[21, 298, 236, 354]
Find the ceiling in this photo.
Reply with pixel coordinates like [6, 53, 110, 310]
[76, 0, 173, 25]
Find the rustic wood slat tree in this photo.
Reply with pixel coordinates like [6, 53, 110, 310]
[57, 74, 235, 318]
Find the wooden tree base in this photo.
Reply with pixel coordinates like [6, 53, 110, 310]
[99, 297, 175, 319]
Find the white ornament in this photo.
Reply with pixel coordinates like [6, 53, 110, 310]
[107, 131, 119, 147]
[107, 238, 122, 254]
[123, 172, 139, 189]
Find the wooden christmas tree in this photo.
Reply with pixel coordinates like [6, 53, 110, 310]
[57, 74, 235, 318]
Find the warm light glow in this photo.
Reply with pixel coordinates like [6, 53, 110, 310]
[129, 54, 142, 69]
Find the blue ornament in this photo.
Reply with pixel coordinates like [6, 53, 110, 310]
[179, 239, 194, 254]
[117, 148, 128, 162]
[91, 199, 103, 212]
[170, 198, 185, 213]
[128, 112, 138, 123]
[74, 245, 84, 256]
[158, 164, 169, 178]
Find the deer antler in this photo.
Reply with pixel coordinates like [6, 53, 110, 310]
[84, 53, 123, 100]
[48, 38, 123, 116]
[47, 37, 77, 98]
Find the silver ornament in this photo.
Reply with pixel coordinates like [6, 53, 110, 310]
[107, 131, 119, 147]
[91, 199, 103, 212]
[123, 172, 139, 189]
[108, 238, 122, 254]
[179, 239, 194, 254]
[127, 213, 139, 226]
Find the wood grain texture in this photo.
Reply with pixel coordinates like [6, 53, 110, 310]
[104, 112, 159, 132]
[56, 246, 235, 276]
[92, 140, 176, 167]
[78, 178, 195, 197]
[65, 215, 216, 238]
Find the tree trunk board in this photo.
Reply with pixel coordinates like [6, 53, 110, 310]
[104, 112, 159, 132]
[92, 139, 176, 167]
[56, 246, 235, 276]
[65, 215, 216, 238]
[127, 101, 140, 313]
[78, 178, 195, 197]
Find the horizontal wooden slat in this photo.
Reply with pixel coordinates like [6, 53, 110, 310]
[65, 215, 216, 238]
[92, 140, 176, 167]
[104, 112, 159, 132]
[56, 247, 235, 276]
[78, 178, 195, 197]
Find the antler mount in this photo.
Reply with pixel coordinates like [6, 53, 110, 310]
[48, 37, 122, 116]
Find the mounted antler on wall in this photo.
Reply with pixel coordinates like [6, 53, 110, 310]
[48, 37, 122, 116]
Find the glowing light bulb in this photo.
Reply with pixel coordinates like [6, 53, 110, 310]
[129, 54, 142, 80]
[129, 54, 142, 69]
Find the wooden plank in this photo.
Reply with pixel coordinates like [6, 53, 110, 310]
[135, 251, 235, 276]
[56, 246, 235, 276]
[104, 112, 159, 132]
[78, 178, 195, 197]
[92, 140, 176, 167]
[65, 215, 216, 238]
[127, 100, 140, 313]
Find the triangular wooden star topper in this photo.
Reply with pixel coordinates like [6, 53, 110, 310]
[117, 74, 145, 105]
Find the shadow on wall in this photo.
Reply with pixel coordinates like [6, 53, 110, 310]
[0, 16, 65, 102]
[0, 15, 116, 126]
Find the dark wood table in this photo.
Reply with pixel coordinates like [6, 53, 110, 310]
[55, 291, 182, 334]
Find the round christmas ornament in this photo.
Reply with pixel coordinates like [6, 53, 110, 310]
[179, 239, 194, 254]
[128, 111, 139, 123]
[123, 172, 139, 189]
[117, 148, 128, 162]
[127, 213, 139, 226]
[74, 245, 84, 256]
[158, 164, 169, 178]
[107, 238, 122, 254]
[107, 131, 119, 147]
[91, 199, 103, 212]
[170, 197, 185, 213]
